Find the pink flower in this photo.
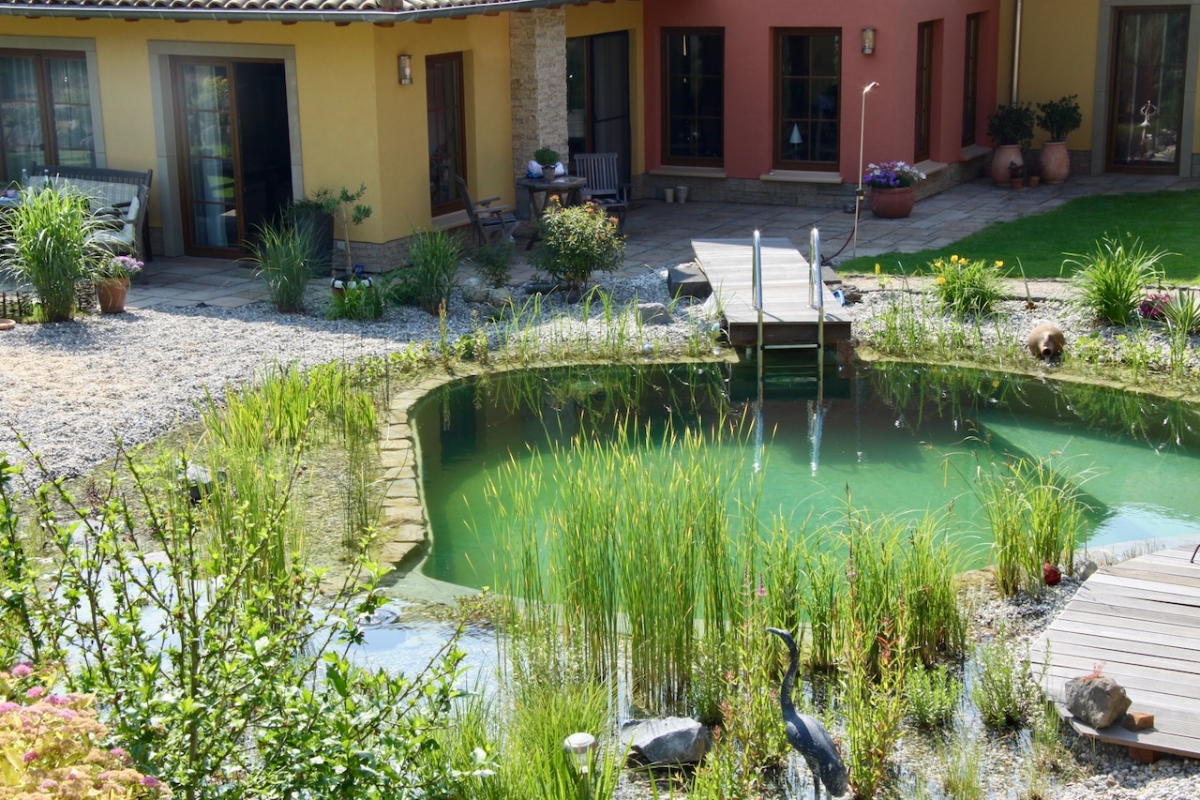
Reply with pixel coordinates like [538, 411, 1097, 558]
[109, 747, 128, 760]
[23, 750, 38, 763]
[0, 701, 20, 713]
[46, 694, 71, 706]
[755, 584, 767, 598]
[25, 685, 46, 700]
[141, 776, 163, 788]
[10, 663, 32, 679]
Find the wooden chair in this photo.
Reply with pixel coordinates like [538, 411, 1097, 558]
[573, 153, 629, 229]
[455, 175, 518, 248]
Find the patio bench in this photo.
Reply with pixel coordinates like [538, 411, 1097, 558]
[29, 165, 153, 277]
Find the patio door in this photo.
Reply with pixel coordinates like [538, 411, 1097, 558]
[567, 31, 631, 184]
[1107, 7, 1190, 172]
[428, 52, 465, 217]
[172, 57, 293, 256]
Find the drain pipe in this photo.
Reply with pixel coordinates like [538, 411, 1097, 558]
[1011, 0, 1024, 105]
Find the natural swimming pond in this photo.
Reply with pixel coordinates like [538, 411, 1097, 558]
[414, 359, 1200, 590]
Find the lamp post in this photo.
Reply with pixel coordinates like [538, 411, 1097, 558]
[564, 732, 597, 797]
[853, 81, 880, 259]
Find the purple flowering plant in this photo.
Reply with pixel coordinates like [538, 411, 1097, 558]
[98, 255, 144, 280]
[1138, 292, 1172, 321]
[863, 161, 927, 189]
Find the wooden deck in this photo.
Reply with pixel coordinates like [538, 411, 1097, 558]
[1030, 546, 1200, 760]
[692, 238, 852, 347]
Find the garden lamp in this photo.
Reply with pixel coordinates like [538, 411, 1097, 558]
[853, 81, 880, 259]
[563, 732, 597, 775]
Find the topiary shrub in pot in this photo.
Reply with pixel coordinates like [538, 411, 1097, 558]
[1036, 95, 1082, 184]
[986, 103, 1035, 186]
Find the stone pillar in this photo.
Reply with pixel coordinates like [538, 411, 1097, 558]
[510, 7, 568, 206]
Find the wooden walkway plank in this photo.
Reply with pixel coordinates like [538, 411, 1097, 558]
[692, 238, 853, 346]
[1032, 546, 1200, 759]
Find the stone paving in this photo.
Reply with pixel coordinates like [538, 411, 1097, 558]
[3, 173, 1195, 311]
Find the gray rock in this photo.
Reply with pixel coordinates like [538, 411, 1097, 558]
[620, 717, 708, 765]
[637, 302, 672, 325]
[488, 287, 513, 307]
[667, 264, 711, 299]
[461, 278, 488, 304]
[1075, 559, 1099, 581]
[1066, 675, 1132, 729]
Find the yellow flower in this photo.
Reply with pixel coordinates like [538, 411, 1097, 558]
[950, 254, 959, 263]
[936, 276, 946, 284]
[875, 263, 881, 275]
[994, 260, 1004, 268]
[992, 380, 1000, 389]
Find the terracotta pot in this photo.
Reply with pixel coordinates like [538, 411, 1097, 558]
[96, 276, 130, 314]
[1040, 140, 1070, 184]
[990, 144, 1023, 186]
[1010, 177, 1023, 190]
[867, 185, 915, 219]
[1029, 176, 1041, 188]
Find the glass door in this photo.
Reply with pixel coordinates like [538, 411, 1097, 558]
[174, 59, 240, 255]
[568, 32, 632, 183]
[1108, 7, 1190, 171]
[427, 52, 465, 217]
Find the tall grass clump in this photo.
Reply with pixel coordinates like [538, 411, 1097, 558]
[1065, 234, 1169, 325]
[975, 455, 1087, 597]
[939, 726, 984, 800]
[842, 612, 906, 799]
[253, 217, 318, 312]
[0, 185, 103, 322]
[473, 238, 514, 288]
[391, 228, 462, 314]
[929, 254, 1005, 317]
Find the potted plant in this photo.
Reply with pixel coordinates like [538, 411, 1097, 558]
[534, 146, 561, 178]
[986, 103, 1034, 186]
[1008, 160, 1024, 190]
[1027, 159, 1042, 188]
[318, 184, 373, 293]
[1036, 95, 1082, 184]
[94, 255, 143, 313]
[289, 191, 337, 277]
[862, 161, 926, 219]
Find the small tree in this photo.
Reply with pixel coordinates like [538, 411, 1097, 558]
[1036, 95, 1083, 142]
[305, 184, 373, 275]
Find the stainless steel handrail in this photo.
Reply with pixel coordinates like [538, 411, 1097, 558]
[753, 230, 763, 382]
[810, 227, 825, 380]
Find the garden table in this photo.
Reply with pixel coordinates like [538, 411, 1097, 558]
[516, 175, 588, 250]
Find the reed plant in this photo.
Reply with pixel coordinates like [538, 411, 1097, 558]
[842, 612, 906, 799]
[392, 228, 462, 314]
[902, 514, 967, 662]
[253, 217, 318, 313]
[1065, 234, 1169, 326]
[0, 185, 103, 322]
[939, 726, 984, 800]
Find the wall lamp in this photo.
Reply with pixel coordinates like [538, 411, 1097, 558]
[398, 54, 413, 85]
[861, 28, 876, 55]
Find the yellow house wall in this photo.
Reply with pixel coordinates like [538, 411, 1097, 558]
[1017, 0, 1099, 149]
[565, 0, 645, 175]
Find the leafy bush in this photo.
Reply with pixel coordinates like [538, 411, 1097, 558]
[987, 103, 1035, 147]
[388, 229, 462, 314]
[905, 664, 962, 727]
[253, 218, 318, 313]
[1036, 95, 1082, 142]
[473, 238, 514, 288]
[535, 200, 624, 291]
[930, 255, 1005, 317]
[970, 628, 1034, 728]
[0, 664, 171, 799]
[1066, 234, 1169, 325]
[0, 186, 103, 322]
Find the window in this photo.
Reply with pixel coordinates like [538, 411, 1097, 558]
[0, 49, 95, 183]
[915, 22, 935, 162]
[427, 52, 465, 216]
[963, 14, 981, 146]
[775, 29, 841, 169]
[662, 29, 723, 166]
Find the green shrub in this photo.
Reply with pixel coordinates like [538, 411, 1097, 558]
[970, 628, 1033, 728]
[389, 228, 462, 314]
[905, 664, 962, 727]
[1066, 234, 1169, 325]
[987, 103, 1035, 147]
[473, 238, 514, 288]
[930, 254, 1005, 317]
[0, 186, 103, 322]
[328, 280, 384, 320]
[1036, 95, 1082, 142]
[253, 218, 318, 313]
[535, 200, 625, 291]
[1164, 288, 1200, 335]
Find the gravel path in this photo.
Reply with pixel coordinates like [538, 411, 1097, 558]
[2, 267, 1198, 798]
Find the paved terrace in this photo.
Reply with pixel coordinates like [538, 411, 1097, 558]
[2, 173, 1195, 309]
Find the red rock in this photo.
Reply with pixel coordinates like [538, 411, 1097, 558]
[1043, 562, 1062, 586]
[1123, 712, 1155, 731]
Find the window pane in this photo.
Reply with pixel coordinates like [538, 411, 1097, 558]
[47, 59, 95, 166]
[0, 56, 46, 181]
[663, 31, 723, 165]
[1111, 9, 1189, 168]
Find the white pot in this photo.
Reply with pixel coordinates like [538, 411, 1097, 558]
[664, 188, 675, 203]
[675, 185, 689, 204]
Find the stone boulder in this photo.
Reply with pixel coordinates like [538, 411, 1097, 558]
[637, 302, 672, 326]
[667, 264, 711, 300]
[488, 287, 513, 307]
[1065, 675, 1132, 729]
[461, 277, 489, 304]
[619, 717, 708, 766]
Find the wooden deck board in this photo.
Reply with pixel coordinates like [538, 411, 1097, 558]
[692, 238, 852, 346]
[1032, 546, 1200, 759]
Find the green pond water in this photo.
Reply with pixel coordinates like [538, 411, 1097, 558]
[414, 360, 1200, 589]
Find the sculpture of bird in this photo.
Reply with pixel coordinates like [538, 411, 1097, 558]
[767, 627, 849, 799]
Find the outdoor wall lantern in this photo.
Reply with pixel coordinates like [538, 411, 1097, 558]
[861, 28, 876, 55]
[398, 54, 414, 85]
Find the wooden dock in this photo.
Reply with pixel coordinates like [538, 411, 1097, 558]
[1030, 546, 1200, 760]
[692, 238, 852, 347]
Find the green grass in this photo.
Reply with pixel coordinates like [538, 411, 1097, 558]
[840, 189, 1200, 282]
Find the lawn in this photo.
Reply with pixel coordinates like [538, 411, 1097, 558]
[838, 188, 1200, 283]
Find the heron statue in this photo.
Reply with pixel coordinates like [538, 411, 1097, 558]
[766, 627, 849, 799]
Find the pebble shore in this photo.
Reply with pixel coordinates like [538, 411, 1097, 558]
[1, 268, 1197, 798]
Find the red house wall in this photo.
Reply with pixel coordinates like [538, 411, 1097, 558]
[643, 0, 1000, 183]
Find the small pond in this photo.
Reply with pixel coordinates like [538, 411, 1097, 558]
[414, 358, 1200, 590]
